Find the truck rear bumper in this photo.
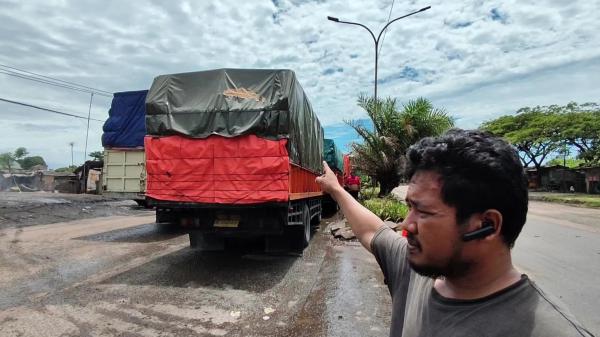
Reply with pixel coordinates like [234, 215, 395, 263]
[102, 192, 145, 200]
[150, 198, 289, 235]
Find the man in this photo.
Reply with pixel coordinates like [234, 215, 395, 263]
[316, 129, 594, 337]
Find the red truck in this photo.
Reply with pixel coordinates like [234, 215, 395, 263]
[144, 69, 324, 250]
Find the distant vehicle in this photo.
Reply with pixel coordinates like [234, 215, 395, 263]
[343, 154, 360, 199]
[100, 90, 148, 206]
[322, 138, 345, 213]
[144, 69, 324, 250]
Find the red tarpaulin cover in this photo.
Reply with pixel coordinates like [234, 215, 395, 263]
[145, 134, 292, 204]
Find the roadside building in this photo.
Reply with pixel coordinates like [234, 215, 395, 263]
[525, 165, 585, 192]
[579, 166, 600, 194]
[40, 171, 79, 193]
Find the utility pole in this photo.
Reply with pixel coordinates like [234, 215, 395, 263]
[69, 142, 74, 167]
[83, 93, 93, 193]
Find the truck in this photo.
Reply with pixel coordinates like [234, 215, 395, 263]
[144, 69, 324, 250]
[343, 154, 361, 199]
[322, 138, 345, 214]
[101, 90, 148, 205]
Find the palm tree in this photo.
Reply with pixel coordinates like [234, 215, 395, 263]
[348, 96, 454, 196]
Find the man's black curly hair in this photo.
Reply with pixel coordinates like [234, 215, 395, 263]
[405, 129, 528, 248]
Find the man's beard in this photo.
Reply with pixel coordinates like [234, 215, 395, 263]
[407, 246, 472, 279]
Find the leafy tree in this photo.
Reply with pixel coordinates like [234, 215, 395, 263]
[13, 147, 28, 160]
[0, 152, 16, 171]
[88, 151, 104, 161]
[54, 166, 77, 173]
[348, 96, 454, 196]
[1, 147, 47, 171]
[0, 151, 21, 191]
[481, 101, 600, 172]
[481, 109, 559, 171]
[548, 102, 600, 165]
[546, 156, 584, 168]
[19, 156, 47, 170]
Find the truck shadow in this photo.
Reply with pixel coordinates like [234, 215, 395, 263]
[101, 248, 296, 293]
[74, 223, 188, 243]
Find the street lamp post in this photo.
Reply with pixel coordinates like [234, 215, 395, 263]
[69, 142, 74, 167]
[327, 6, 430, 102]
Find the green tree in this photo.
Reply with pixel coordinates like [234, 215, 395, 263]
[481, 101, 600, 172]
[348, 96, 454, 196]
[1, 147, 47, 171]
[0, 147, 30, 170]
[0, 151, 21, 191]
[481, 109, 559, 171]
[19, 156, 47, 170]
[549, 102, 600, 165]
[54, 166, 77, 173]
[0, 152, 16, 171]
[13, 147, 28, 160]
[88, 151, 103, 161]
[546, 156, 584, 168]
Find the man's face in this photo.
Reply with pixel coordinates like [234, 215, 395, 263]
[403, 170, 471, 278]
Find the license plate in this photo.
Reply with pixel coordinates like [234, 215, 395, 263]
[214, 216, 240, 228]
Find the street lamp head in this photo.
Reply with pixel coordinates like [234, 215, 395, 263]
[327, 16, 339, 22]
[419, 6, 431, 12]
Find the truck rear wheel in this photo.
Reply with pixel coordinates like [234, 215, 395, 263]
[301, 204, 311, 247]
[285, 203, 311, 250]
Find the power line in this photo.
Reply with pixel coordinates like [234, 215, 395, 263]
[0, 70, 112, 97]
[0, 63, 113, 94]
[0, 63, 113, 97]
[0, 97, 104, 122]
[378, 0, 396, 55]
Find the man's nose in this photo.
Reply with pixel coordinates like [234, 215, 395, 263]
[402, 211, 418, 235]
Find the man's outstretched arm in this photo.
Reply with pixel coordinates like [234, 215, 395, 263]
[316, 161, 384, 252]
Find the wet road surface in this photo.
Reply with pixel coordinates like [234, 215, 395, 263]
[0, 214, 391, 337]
[513, 201, 600, 335]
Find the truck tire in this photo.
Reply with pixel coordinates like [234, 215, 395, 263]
[311, 207, 321, 227]
[301, 204, 311, 247]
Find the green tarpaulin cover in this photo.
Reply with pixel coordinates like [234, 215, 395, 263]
[323, 138, 344, 173]
[145, 68, 323, 173]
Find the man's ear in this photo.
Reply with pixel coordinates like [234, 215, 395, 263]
[480, 209, 503, 241]
[462, 210, 503, 242]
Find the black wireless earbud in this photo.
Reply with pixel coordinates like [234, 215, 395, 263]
[462, 219, 495, 242]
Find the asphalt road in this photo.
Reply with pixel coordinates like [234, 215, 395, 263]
[513, 201, 600, 335]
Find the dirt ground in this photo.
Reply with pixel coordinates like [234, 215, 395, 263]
[0, 191, 151, 230]
[0, 192, 392, 337]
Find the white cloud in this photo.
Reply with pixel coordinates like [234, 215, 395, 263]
[0, 0, 599, 168]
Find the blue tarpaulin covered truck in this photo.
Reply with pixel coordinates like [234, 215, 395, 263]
[101, 90, 148, 205]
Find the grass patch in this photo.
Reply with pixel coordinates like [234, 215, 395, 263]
[362, 197, 408, 223]
[360, 186, 380, 200]
[532, 193, 600, 208]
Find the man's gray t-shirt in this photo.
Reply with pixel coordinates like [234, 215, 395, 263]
[370, 226, 594, 337]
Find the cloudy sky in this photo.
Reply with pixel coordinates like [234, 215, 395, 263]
[1, 0, 599, 169]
